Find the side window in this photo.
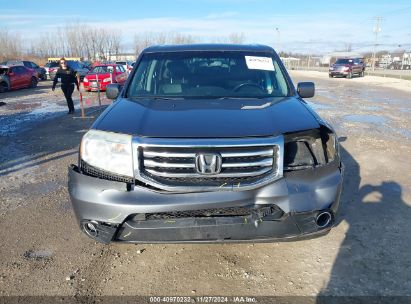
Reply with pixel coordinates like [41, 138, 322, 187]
[9, 67, 16, 74]
[23, 61, 30, 68]
[13, 66, 23, 74]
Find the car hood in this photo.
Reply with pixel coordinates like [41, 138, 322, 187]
[86, 73, 110, 80]
[93, 96, 320, 138]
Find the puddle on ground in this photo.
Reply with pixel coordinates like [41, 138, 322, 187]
[0, 100, 70, 136]
[315, 83, 410, 107]
[363, 106, 382, 111]
[344, 114, 388, 124]
[23, 249, 53, 261]
[395, 128, 411, 140]
[11, 102, 42, 111]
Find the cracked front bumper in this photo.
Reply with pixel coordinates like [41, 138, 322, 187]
[68, 161, 343, 243]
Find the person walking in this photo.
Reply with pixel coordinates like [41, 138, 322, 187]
[52, 58, 79, 114]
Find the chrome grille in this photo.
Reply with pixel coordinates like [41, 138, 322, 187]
[133, 136, 284, 192]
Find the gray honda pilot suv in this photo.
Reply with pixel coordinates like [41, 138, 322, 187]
[68, 44, 343, 244]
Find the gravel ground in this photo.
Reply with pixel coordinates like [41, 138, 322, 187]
[0, 74, 410, 299]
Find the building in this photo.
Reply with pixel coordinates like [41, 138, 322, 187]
[107, 53, 136, 61]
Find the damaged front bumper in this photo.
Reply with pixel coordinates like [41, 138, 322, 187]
[68, 159, 343, 244]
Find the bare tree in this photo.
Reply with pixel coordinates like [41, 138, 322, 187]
[106, 29, 122, 60]
[133, 31, 196, 56]
[209, 32, 246, 44]
[228, 32, 246, 44]
[0, 28, 23, 61]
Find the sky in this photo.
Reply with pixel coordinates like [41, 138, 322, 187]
[1, 0, 411, 54]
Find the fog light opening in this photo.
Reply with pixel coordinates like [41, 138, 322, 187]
[316, 211, 332, 228]
[83, 221, 99, 238]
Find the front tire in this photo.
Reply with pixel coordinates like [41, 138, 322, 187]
[30, 77, 38, 88]
[329, 74, 333, 78]
[0, 81, 9, 93]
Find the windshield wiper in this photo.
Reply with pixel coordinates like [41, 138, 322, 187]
[130, 96, 184, 100]
[216, 96, 272, 100]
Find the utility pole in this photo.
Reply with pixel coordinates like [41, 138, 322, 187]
[372, 17, 383, 71]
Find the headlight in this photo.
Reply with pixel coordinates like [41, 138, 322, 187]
[103, 77, 111, 82]
[284, 127, 338, 171]
[83, 77, 89, 82]
[80, 129, 133, 177]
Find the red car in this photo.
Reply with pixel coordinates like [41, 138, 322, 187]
[329, 58, 365, 78]
[0, 65, 38, 93]
[82, 64, 127, 92]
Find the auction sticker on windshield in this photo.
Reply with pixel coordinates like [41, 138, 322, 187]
[245, 56, 275, 71]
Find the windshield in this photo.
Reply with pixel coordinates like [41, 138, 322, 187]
[335, 59, 353, 64]
[127, 51, 289, 99]
[45, 62, 59, 68]
[90, 66, 114, 74]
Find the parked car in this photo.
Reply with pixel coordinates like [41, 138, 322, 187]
[44, 61, 60, 80]
[0, 64, 38, 93]
[82, 61, 93, 71]
[387, 61, 403, 70]
[0, 60, 46, 80]
[68, 44, 343, 244]
[49, 61, 90, 81]
[115, 60, 133, 73]
[329, 58, 365, 78]
[82, 64, 127, 92]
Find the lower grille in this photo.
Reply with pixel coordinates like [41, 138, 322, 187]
[141, 205, 283, 220]
[145, 207, 253, 220]
[133, 136, 284, 192]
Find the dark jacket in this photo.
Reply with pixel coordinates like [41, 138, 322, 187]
[52, 67, 79, 90]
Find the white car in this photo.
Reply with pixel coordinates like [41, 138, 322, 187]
[115, 61, 133, 74]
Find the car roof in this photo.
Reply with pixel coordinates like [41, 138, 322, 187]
[143, 43, 275, 54]
[3, 61, 24, 66]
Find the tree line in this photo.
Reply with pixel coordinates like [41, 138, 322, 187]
[1, 23, 246, 63]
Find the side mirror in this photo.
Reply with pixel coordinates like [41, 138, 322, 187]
[106, 83, 120, 99]
[297, 82, 315, 98]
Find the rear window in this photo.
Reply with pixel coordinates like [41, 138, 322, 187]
[116, 65, 125, 72]
[46, 62, 59, 68]
[91, 66, 115, 73]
